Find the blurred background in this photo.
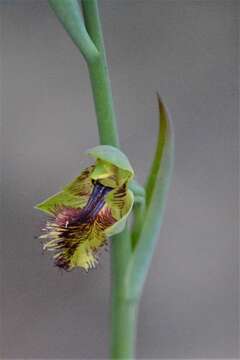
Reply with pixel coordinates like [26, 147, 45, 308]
[1, 0, 238, 358]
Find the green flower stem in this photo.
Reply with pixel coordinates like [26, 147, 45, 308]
[111, 297, 138, 359]
[111, 228, 138, 359]
[111, 300, 137, 359]
[81, 0, 119, 147]
[48, 0, 99, 64]
[81, 1, 138, 358]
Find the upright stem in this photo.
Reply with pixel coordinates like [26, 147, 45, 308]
[81, 1, 137, 358]
[111, 296, 138, 359]
[82, 0, 119, 147]
[110, 228, 137, 359]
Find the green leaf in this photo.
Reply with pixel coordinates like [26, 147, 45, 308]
[145, 94, 171, 207]
[125, 95, 174, 300]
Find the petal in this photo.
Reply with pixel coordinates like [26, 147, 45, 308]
[90, 159, 119, 188]
[91, 159, 133, 190]
[105, 182, 134, 236]
[90, 159, 115, 180]
[63, 165, 94, 197]
[87, 145, 134, 179]
[35, 166, 94, 215]
[35, 190, 86, 216]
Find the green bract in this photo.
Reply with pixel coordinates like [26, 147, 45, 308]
[35, 145, 134, 271]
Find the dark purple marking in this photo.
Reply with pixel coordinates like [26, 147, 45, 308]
[71, 181, 113, 225]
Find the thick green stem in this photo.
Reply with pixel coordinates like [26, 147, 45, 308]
[82, 0, 119, 146]
[81, 1, 137, 358]
[111, 298, 138, 359]
[48, 0, 99, 64]
[110, 228, 138, 359]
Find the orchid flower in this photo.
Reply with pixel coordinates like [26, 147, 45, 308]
[36, 145, 134, 271]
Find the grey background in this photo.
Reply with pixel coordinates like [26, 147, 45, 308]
[1, 0, 239, 358]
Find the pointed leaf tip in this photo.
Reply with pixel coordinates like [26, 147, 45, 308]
[125, 95, 174, 299]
